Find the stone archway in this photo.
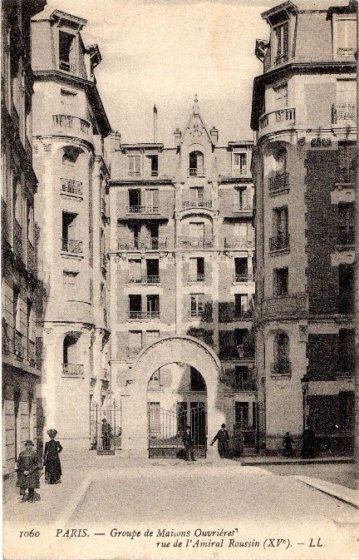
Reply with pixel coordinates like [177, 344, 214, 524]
[120, 335, 225, 458]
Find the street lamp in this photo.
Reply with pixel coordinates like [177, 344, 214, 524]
[300, 374, 310, 433]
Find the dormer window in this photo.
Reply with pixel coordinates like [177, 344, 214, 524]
[59, 31, 75, 72]
[189, 151, 204, 177]
[233, 152, 247, 175]
[274, 22, 289, 65]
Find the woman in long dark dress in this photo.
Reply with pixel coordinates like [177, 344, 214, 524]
[43, 429, 63, 484]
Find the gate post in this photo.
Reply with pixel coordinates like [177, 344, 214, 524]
[120, 393, 148, 458]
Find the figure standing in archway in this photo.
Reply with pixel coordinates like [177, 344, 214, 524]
[210, 424, 230, 458]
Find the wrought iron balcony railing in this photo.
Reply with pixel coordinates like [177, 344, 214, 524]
[188, 168, 205, 177]
[271, 360, 292, 375]
[61, 178, 83, 196]
[268, 172, 289, 193]
[269, 234, 290, 251]
[127, 205, 159, 214]
[61, 239, 83, 254]
[118, 237, 168, 251]
[188, 274, 205, 283]
[233, 309, 253, 320]
[234, 274, 252, 283]
[178, 237, 213, 249]
[224, 237, 254, 249]
[128, 275, 160, 284]
[332, 103, 356, 126]
[62, 363, 85, 377]
[128, 310, 160, 320]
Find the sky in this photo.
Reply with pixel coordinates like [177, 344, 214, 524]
[40, 0, 350, 145]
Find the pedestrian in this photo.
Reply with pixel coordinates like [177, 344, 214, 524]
[210, 423, 230, 458]
[16, 440, 41, 503]
[182, 425, 196, 461]
[282, 431, 294, 457]
[101, 418, 112, 450]
[43, 429, 63, 484]
[301, 426, 316, 458]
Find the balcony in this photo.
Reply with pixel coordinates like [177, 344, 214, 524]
[118, 238, 168, 251]
[182, 200, 212, 210]
[234, 309, 253, 320]
[269, 234, 290, 252]
[271, 360, 292, 376]
[336, 229, 355, 249]
[28, 339, 36, 366]
[235, 379, 257, 392]
[259, 108, 296, 137]
[224, 237, 254, 249]
[128, 310, 160, 320]
[128, 275, 160, 284]
[15, 330, 24, 359]
[61, 178, 83, 196]
[234, 274, 253, 283]
[128, 205, 159, 214]
[62, 363, 84, 377]
[27, 241, 36, 275]
[61, 239, 83, 254]
[268, 172, 289, 195]
[121, 205, 169, 221]
[188, 168, 205, 177]
[332, 103, 356, 127]
[261, 293, 307, 320]
[219, 303, 253, 322]
[178, 237, 213, 249]
[53, 114, 90, 135]
[188, 274, 205, 283]
[220, 345, 254, 361]
[14, 219, 23, 260]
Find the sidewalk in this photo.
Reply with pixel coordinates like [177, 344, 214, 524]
[294, 475, 359, 509]
[240, 455, 354, 466]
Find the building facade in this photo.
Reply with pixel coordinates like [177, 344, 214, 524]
[251, 0, 357, 452]
[1, 0, 47, 478]
[107, 100, 257, 456]
[30, 10, 112, 449]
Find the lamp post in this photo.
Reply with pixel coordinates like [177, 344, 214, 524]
[301, 375, 310, 434]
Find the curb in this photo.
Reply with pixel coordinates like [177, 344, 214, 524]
[294, 475, 359, 509]
[240, 457, 354, 466]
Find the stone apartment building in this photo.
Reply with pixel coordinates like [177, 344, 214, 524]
[251, 0, 357, 452]
[107, 100, 256, 457]
[29, 9, 112, 450]
[1, 0, 47, 478]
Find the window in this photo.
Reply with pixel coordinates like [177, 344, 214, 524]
[189, 186, 204, 206]
[128, 331, 142, 354]
[62, 147, 80, 166]
[129, 259, 141, 282]
[274, 23, 289, 64]
[13, 286, 21, 332]
[27, 203, 34, 245]
[234, 187, 248, 210]
[145, 188, 159, 211]
[59, 31, 75, 72]
[189, 151, 204, 176]
[337, 203, 355, 245]
[129, 224, 140, 249]
[274, 267, 288, 296]
[338, 329, 355, 374]
[274, 332, 290, 371]
[191, 294, 205, 317]
[147, 295, 160, 317]
[235, 366, 249, 389]
[271, 206, 289, 250]
[146, 330, 160, 345]
[234, 294, 249, 318]
[145, 155, 158, 177]
[235, 402, 249, 428]
[336, 18, 356, 57]
[273, 83, 288, 109]
[235, 258, 248, 281]
[334, 80, 356, 125]
[189, 222, 205, 246]
[189, 257, 205, 281]
[63, 333, 82, 375]
[14, 180, 22, 225]
[128, 189, 141, 210]
[129, 295, 142, 318]
[128, 155, 141, 177]
[146, 259, 159, 282]
[338, 264, 354, 314]
[233, 153, 247, 175]
[62, 212, 81, 253]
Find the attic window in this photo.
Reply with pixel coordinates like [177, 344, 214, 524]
[59, 31, 75, 72]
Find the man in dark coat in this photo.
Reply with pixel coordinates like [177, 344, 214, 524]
[101, 419, 112, 450]
[44, 429, 63, 484]
[210, 424, 230, 457]
[182, 426, 196, 461]
[16, 440, 41, 502]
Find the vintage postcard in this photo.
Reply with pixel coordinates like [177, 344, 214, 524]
[2, 0, 358, 559]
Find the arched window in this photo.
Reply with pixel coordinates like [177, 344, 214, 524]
[189, 151, 204, 176]
[273, 332, 291, 375]
[62, 146, 81, 166]
[63, 333, 82, 376]
[274, 146, 287, 174]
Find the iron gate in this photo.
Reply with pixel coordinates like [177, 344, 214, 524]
[148, 402, 207, 458]
[90, 400, 121, 454]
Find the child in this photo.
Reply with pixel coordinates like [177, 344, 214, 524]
[16, 440, 41, 502]
[43, 429, 63, 484]
[282, 432, 294, 457]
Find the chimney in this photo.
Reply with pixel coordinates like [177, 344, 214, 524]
[174, 127, 182, 146]
[153, 104, 157, 143]
[210, 126, 218, 145]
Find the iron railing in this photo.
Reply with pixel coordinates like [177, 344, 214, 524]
[178, 237, 213, 249]
[233, 309, 253, 319]
[224, 237, 254, 249]
[118, 237, 167, 251]
[128, 310, 160, 320]
[271, 360, 292, 375]
[269, 234, 290, 251]
[188, 167, 205, 177]
[234, 274, 252, 283]
[188, 274, 205, 282]
[61, 178, 83, 195]
[129, 275, 160, 284]
[127, 205, 159, 214]
[182, 200, 212, 209]
[332, 103, 356, 126]
[269, 172, 289, 193]
[61, 239, 83, 254]
[62, 363, 84, 376]
[233, 205, 252, 213]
